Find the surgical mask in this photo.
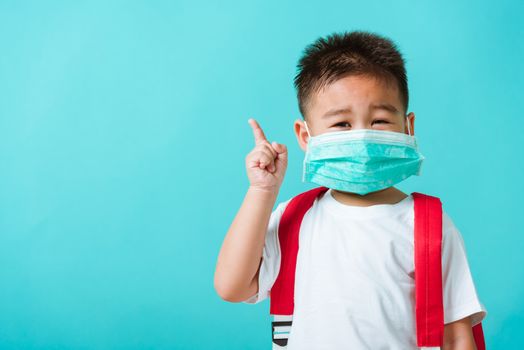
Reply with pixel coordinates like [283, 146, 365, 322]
[302, 117, 425, 195]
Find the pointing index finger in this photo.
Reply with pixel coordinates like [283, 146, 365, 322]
[248, 118, 268, 145]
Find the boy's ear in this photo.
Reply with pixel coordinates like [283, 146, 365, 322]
[405, 112, 415, 135]
[294, 119, 309, 152]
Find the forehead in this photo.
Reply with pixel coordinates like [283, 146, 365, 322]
[307, 74, 403, 120]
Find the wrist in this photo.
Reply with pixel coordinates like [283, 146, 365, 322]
[248, 185, 279, 197]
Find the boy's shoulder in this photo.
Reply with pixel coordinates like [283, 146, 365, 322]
[272, 187, 329, 217]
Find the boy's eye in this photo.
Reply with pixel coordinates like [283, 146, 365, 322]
[334, 122, 351, 127]
[373, 120, 389, 124]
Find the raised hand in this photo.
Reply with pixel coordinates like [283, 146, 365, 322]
[245, 118, 288, 193]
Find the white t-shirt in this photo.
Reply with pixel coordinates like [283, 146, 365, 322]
[243, 188, 487, 350]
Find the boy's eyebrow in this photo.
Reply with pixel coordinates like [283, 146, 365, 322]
[370, 102, 400, 114]
[322, 106, 353, 118]
[322, 102, 400, 118]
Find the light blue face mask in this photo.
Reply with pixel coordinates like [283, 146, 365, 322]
[302, 117, 425, 195]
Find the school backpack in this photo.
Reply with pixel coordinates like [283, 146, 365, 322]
[268, 186, 486, 349]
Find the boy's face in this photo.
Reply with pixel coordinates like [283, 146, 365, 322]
[294, 74, 415, 152]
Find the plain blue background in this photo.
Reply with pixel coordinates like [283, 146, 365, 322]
[0, 0, 522, 349]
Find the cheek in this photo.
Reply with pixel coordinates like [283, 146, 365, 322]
[316, 123, 336, 134]
[393, 124, 405, 133]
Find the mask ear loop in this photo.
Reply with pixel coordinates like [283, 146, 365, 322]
[304, 120, 311, 138]
[406, 115, 412, 136]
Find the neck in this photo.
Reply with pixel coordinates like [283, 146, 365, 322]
[330, 186, 408, 207]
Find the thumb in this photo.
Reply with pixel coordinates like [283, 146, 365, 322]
[272, 142, 288, 162]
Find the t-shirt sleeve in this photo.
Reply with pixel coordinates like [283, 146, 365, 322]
[241, 198, 291, 304]
[441, 211, 488, 326]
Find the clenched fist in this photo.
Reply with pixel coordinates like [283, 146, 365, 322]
[245, 118, 288, 193]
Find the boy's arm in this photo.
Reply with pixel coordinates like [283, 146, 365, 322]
[442, 315, 477, 350]
[214, 187, 278, 302]
[214, 118, 287, 303]
[440, 211, 487, 348]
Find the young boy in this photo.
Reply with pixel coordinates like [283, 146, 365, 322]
[214, 30, 487, 349]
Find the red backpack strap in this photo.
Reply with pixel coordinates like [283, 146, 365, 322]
[472, 322, 486, 350]
[269, 186, 329, 315]
[412, 192, 444, 347]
